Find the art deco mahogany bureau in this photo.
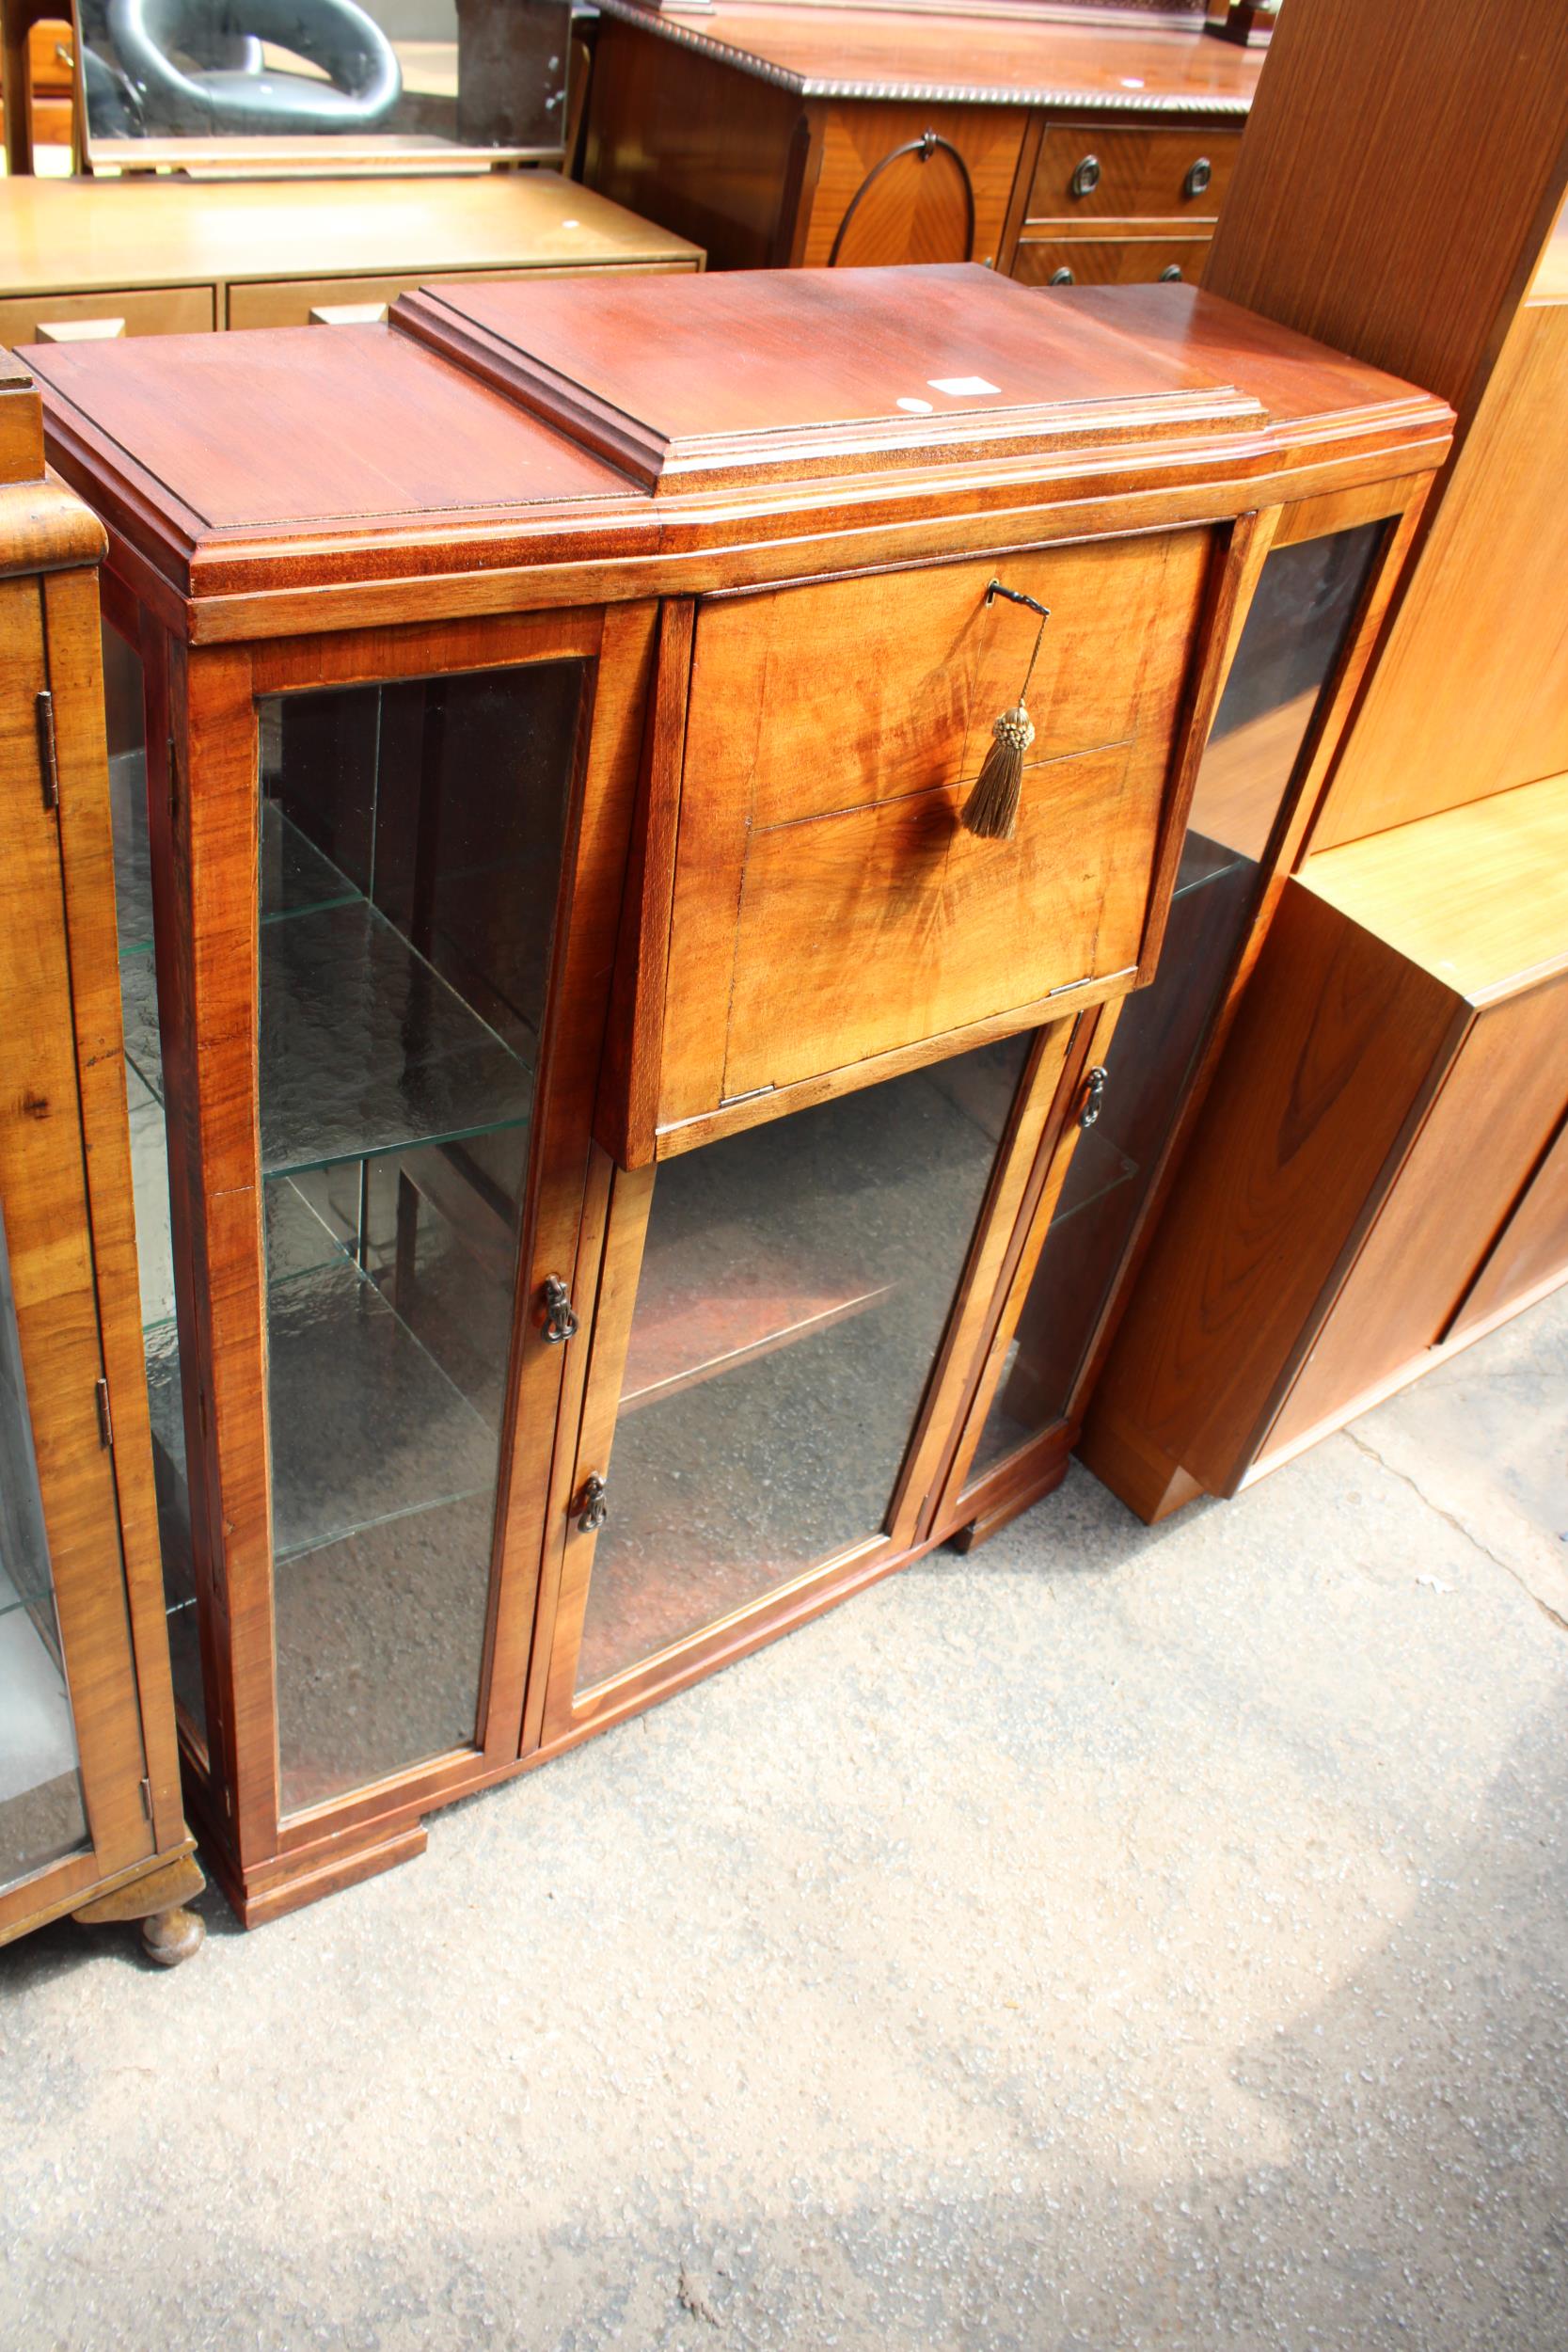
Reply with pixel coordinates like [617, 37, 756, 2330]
[26, 265, 1450, 1920]
[0, 350, 202, 1962]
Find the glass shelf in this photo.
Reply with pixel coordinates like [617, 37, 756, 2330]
[148, 1236, 499, 1571]
[112, 756, 358, 963]
[119, 894, 535, 1180]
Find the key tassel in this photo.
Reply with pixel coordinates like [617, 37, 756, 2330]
[960, 583, 1052, 841]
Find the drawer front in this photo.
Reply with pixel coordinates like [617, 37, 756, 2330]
[0, 284, 214, 347]
[227, 260, 698, 331]
[1028, 124, 1241, 225]
[658, 532, 1212, 1134]
[1013, 237, 1209, 290]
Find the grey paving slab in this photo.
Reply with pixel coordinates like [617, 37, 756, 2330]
[2, 1295, 1565, 2352]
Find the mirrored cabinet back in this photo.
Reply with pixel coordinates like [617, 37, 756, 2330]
[25, 264, 1451, 1920]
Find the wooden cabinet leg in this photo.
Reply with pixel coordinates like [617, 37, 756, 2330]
[73, 1847, 206, 1965]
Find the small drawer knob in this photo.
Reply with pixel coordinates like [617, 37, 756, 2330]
[1069, 154, 1101, 199]
[1159, 263, 1184, 282]
[1184, 156, 1212, 199]
[1048, 266, 1075, 286]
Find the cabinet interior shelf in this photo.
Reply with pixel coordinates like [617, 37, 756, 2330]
[114, 760, 535, 1184]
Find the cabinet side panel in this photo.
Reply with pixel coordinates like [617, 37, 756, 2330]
[1268, 969, 1568, 1452]
[1084, 883, 1458, 1501]
[1203, 0, 1568, 423]
[1313, 304, 1568, 847]
[1445, 1104, 1568, 1346]
[583, 25, 800, 271]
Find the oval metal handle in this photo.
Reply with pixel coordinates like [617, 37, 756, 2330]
[1184, 156, 1212, 199]
[1069, 153, 1101, 199]
[540, 1275, 578, 1344]
[1159, 264, 1184, 282]
[1048, 266, 1075, 286]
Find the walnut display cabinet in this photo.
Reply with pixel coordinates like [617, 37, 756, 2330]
[0, 351, 202, 1962]
[26, 266, 1450, 1921]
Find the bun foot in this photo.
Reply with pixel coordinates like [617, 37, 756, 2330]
[140, 1904, 206, 1967]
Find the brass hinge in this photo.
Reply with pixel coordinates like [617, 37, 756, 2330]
[94, 1376, 114, 1449]
[36, 691, 59, 812]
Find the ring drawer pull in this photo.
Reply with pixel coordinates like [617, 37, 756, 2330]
[1184, 156, 1212, 199]
[960, 580, 1052, 841]
[1069, 154, 1101, 199]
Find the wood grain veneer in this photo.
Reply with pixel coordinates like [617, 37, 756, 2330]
[31, 267, 1449, 1917]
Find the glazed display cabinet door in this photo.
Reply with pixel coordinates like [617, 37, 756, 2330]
[946, 517, 1390, 1531]
[108, 604, 648, 1909]
[0, 578, 154, 1930]
[540, 1023, 1091, 1743]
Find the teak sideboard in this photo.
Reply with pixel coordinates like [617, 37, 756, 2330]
[27, 265, 1450, 1921]
[583, 0, 1261, 282]
[0, 171, 702, 352]
[0, 351, 203, 1961]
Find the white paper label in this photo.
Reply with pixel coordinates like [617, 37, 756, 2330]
[927, 375, 1002, 398]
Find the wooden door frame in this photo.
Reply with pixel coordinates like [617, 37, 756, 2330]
[0, 569, 154, 1936]
[945, 477, 1436, 1543]
[142, 596, 657, 1922]
[530, 1009, 1092, 1754]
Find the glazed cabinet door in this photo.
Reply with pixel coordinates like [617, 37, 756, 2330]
[0, 576, 154, 1933]
[941, 516, 1392, 1534]
[534, 1017, 1092, 1747]
[110, 603, 651, 1904]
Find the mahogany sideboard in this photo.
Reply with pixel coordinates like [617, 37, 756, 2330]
[0, 350, 202, 1962]
[27, 264, 1449, 1920]
[0, 169, 702, 351]
[582, 0, 1260, 283]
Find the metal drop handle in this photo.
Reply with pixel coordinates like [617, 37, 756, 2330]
[1078, 1066, 1109, 1130]
[540, 1276, 578, 1344]
[578, 1473, 609, 1534]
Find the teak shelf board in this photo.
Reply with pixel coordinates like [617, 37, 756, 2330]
[592, 0, 1262, 111]
[1299, 772, 1568, 1004]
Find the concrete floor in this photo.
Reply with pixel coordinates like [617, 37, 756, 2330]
[3, 1291, 1565, 2352]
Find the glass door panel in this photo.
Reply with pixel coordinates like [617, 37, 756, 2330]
[0, 1199, 89, 1894]
[964, 523, 1384, 1490]
[576, 1033, 1032, 1696]
[250, 663, 584, 1813]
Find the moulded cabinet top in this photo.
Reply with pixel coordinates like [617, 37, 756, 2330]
[593, 0, 1265, 111]
[25, 269, 1452, 633]
[391, 262, 1271, 491]
[24, 324, 639, 533]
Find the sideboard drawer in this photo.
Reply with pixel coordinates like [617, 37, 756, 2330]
[655, 531, 1212, 1141]
[228, 260, 700, 331]
[0, 284, 214, 346]
[1013, 237, 1209, 289]
[1027, 124, 1241, 225]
